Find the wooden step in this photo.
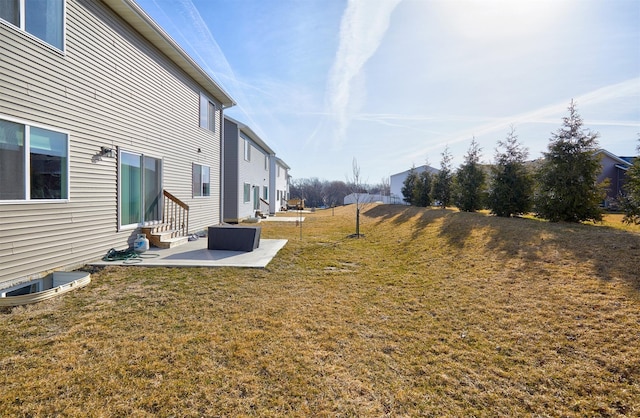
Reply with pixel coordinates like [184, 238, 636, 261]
[140, 225, 188, 249]
[153, 235, 189, 249]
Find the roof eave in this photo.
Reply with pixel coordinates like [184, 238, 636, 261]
[225, 116, 275, 155]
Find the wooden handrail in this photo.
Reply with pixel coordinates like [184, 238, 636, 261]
[162, 190, 189, 237]
[163, 190, 189, 210]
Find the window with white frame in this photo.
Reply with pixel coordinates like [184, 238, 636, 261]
[263, 186, 268, 201]
[199, 93, 216, 132]
[264, 155, 268, 170]
[244, 139, 250, 161]
[192, 163, 210, 197]
[119, 151, 162, 227]
[243, 183, 251, 203]
[0, 117, 68, 201]
[0, 0, 65, 50]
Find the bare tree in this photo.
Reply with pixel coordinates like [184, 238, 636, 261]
[347, 158, 371, 238]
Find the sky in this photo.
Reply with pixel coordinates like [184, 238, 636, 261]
[135, 0, 640, 183]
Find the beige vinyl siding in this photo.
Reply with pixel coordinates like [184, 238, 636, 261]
[0, 0, 224, 284]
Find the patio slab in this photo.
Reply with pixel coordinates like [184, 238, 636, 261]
[91, 239, 288, 268]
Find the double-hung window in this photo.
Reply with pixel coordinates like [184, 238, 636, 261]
[192, 163, 210, 197]
[0, 0, 65, 50]
[0, 117, 69, 201]
[199, 93, 216, 132]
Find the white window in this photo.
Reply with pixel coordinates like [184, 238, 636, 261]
[199, 93, 216, 132]
[264, 155, 268, 170]
[192, 163, 210, 197]
[243, 183, 251, 203]
[244, 139, 251, 161]
[0, 0, 65, 50]
[0, 117, 69, 201]
[263, 186, 268, 200]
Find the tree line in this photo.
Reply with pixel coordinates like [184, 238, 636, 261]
[288, 101, 640, 225]
[289, 178, 390, 209]
[401, 100, 640, 224]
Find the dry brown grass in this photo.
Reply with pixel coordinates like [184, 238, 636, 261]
[1, 204, 639, 417]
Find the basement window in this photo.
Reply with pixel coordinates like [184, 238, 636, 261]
[1, 280, 42, 297]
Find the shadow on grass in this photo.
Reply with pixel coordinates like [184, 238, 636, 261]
[364, 204, 451, 232]
[435, 210, 640, 291]
[364, 204, 640, 290]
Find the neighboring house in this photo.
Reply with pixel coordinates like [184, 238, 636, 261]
[344, 193, 394, 205]
[389, 165, 440, 204]
[223, 116, 275, 222]
[596, 149, 634, 202]
[270, 157, 290, 213]
[0, 0, 235, 286]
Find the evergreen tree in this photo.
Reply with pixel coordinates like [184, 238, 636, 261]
[432, 147, 453, 209]
[414, 169, 433, 207]
[454, 139, 485, 212]
[488, 127, 533, 217]
[401, 166, 418, 204]
[621, 138, 640, 225]
[535, 100, 604, 222]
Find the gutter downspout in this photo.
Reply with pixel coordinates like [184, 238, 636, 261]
[219, 106, 225, 225]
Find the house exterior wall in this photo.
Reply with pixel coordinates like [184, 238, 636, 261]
[238, 131, 270, 219]
[223, 117, 240, 221]
[0, 0, 228, 285]
[222, 118, 272, 222]
[597, 152, 630, 200]
[269, 158, 290, 213]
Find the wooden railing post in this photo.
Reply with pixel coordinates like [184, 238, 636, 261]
[162, 190, 190, 237]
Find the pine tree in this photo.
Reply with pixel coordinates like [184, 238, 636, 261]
[488, 127, 533, 217]
[432, 147, 453, 209]
[454, 139, 485, 212]
[621, 138, 640, 225]
[535, 100, 604, 223]
[414, 169, 433, 207]
[401, 166, 418, 205]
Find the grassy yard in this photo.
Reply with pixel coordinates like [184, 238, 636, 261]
[1, 205, 639, 416]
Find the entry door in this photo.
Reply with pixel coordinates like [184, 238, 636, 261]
[120, 151, 162, 228]
[253, 185, 260, 210]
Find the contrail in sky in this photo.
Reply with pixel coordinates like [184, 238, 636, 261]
[326, 0, 402, 148]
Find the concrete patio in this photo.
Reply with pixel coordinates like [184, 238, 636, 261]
[91, 238, 288, 268]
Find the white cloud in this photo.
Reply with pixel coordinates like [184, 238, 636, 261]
[325, 0, 402, 147]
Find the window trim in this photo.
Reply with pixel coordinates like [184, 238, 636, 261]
[192, 162, 211, 198]
[0, 0, 66, 53]
[244, 139, 251, 162]
[0, 114, 70, 204]
[243, 182, 251, 203]
[118, 149, 163, 230]
[199, 92, 217, 133]
[1, 279, 43, 297]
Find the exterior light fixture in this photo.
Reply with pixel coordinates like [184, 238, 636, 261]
[99, 147, 115, 158]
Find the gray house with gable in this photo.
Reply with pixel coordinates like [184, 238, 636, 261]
[223, 116, 275, 223]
